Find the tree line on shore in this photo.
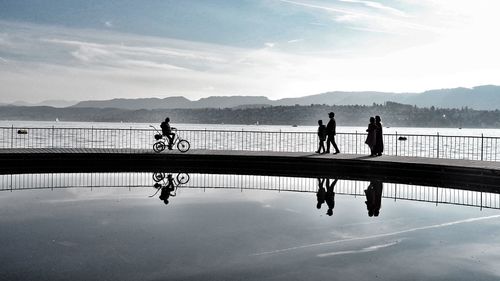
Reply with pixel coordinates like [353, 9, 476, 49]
[1, 102, 499, 128]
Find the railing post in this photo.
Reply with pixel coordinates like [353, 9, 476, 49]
[129, 126, 132, 152]
[279, 130, 282, 152]
[481, 133, 484, 161]
[91, 126, 94, 149]
[11, 125, 14, 148]
[355, 131, 358, 154]
[241, 129, 244, 150]
[395, 131, 398, 156]
[204, 128, 207, 150]
[436, 133, 440, 159]
[51, 126, 54, 148]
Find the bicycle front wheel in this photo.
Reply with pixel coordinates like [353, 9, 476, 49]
[176, 173, 190, 185]
[177, 139, 190, 152]
[153, 141, 166, 153]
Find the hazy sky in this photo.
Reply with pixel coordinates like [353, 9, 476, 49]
[1, 0, 500, 102]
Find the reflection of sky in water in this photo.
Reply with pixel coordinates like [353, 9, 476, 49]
[2, 184, 500, 280]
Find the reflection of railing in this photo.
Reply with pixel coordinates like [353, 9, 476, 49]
[1, 126, 499, 161]
[1, 173, 499, 210]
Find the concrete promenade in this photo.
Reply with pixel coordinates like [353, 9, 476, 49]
[1, 148, 499, 191]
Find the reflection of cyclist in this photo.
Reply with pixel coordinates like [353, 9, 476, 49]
[160, 117, 176, 150]
[158, 174, 176, 205]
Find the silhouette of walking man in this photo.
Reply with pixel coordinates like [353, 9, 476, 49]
[326, 112, 340, 154]
[325, 178, 338, 216]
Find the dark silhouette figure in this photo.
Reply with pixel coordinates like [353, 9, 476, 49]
[316, 120, 327, 154]
[365, 117, 377, 156]
[374, 115, 384, 156]
[158, 174, 176, 205]
[326, 112, 340, 154]
[160, 117, 176, 150]
[325, 178, 338, 216]
[364, 180, 383, 217]
[316, 178, 326, 209]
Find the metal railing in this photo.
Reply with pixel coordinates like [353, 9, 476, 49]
[1, 126, 499, 161]
[1, 172, 499, 210]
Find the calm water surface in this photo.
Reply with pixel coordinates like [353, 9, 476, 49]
[1, 120, 500, 136]
[1, 173, 500, 280]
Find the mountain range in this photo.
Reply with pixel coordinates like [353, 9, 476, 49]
[71, 85, 500, 110]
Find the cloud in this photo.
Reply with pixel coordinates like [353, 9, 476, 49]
[277, 0, 439, 34]
[339, 0, 408, 17]
[2, 2, 500, 105]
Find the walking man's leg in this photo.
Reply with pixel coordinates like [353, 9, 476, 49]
[332, 136, 340, 154]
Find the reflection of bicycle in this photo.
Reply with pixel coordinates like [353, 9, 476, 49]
[150, 172, 190, 199]
[150, 125, 190, 153]
[152, 172, 190, 184]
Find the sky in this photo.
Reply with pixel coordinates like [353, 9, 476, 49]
[1, 0, 500, 103]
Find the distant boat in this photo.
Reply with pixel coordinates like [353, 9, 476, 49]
[55, 118, 59, 122]
[292, 124, 298, 127]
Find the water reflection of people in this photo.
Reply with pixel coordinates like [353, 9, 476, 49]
[325, 178, 338, 216]
[158, 174, 176, 205]
[364, 180, 383, 217]
[316, 178, 326, 209]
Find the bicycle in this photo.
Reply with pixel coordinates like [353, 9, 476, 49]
[152, 172, 190, 184]
[150, 172, 190, 199]
[150, 125, 190, 153]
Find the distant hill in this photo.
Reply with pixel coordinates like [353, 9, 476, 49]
[275, 85, 500, 110]
[2, 102, 500, 128]
[73, 96, 272, 110]
[9, 100, 78, 108]
[70, 85, 500, 110]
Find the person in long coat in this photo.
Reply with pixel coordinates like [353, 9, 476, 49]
[365, 117, 377, 156]
[374, 115, 384, 156]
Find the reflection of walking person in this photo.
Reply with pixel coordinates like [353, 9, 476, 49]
[316, 178, 326, 209]
[315, 120, 327, 154]
[364, 180, 383, 217]
[326, 112, 340, 154]
[374, 116, 384, 156]
[365, 117, 377, 156]
[325, 178, 338, 216]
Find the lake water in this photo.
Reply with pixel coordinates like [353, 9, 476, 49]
[1, 172, 500, 280]
[2, 120, 500, 136]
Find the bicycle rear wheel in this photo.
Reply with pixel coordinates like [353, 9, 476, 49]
[152, 172, 165, 182]
[176, 173, 190, 184]
[177, 139, 190, 152]
[153, 141, 166, 153]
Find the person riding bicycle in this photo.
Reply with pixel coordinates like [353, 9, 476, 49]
[160, 117, 176, 150]
[158, 174, 176, 205]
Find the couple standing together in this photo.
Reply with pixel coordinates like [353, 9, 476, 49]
[316, 112, 340, 154]
[365, 116, 383, 156]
